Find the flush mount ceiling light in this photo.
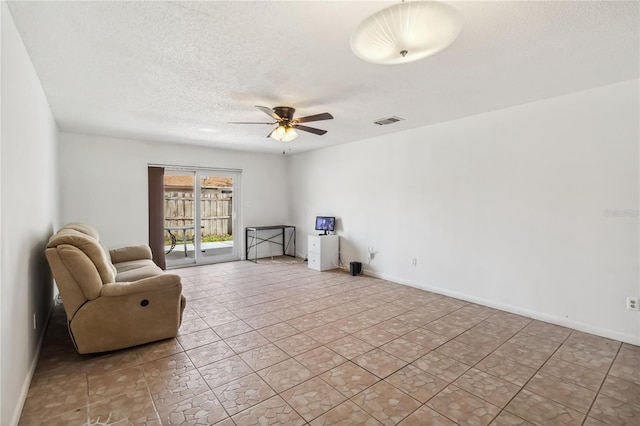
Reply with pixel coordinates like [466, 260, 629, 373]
[351, 0, 462, 65]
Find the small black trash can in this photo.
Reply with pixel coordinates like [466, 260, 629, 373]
[350, 261, 362, 276]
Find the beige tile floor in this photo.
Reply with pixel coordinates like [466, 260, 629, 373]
[20, 259, 640, 425]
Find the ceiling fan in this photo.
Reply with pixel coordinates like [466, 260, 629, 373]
[229, 106, 333, 142]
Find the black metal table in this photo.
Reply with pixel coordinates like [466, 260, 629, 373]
[165, 225, 193, 256]
[245, 225, 296, 263]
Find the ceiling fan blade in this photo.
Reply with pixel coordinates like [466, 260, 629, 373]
[228, 121, 275, 125]
[255, 105, 282, 121]
[294, 124, 328, 135]
[294, 112, 333, 123]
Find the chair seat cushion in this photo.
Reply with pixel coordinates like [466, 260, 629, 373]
[114, 259, 163, 282]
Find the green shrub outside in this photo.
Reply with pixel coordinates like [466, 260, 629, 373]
[165, 234, 233, 245]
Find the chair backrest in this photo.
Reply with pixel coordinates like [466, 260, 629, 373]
[45, 224, 116, 319]
[59, 222, 101, 239]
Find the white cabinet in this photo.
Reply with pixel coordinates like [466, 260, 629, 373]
[308, 235, 339, 271]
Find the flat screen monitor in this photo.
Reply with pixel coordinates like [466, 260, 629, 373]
[315, 216, 335, 235]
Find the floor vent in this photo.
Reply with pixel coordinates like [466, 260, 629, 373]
[374, 116, 404, 126]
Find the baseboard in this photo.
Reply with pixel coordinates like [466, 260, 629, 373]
[10, 300, 55, 426]
[355, 268, 640, 346]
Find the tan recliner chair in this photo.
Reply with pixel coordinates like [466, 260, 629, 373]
[45, 223, 186, 354]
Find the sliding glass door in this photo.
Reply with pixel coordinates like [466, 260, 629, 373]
[164, 168, 240, 268]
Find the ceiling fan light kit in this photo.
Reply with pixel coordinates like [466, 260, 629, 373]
[351, 0, 462, 65]
[270, 125, 298, 142]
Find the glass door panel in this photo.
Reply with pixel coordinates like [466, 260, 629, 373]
[164, 171, 197, 268]
[198, 172, 238, 263]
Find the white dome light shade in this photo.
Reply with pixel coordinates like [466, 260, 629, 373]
[351, 1, 462, 65]
[275, 125, 286, 138]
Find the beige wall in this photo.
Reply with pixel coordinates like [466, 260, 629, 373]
[58, 133, 290, 252]
[1, 3, 59, 424]
[289, 80, 640, 345]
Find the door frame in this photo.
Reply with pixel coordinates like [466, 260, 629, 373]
[155, 164, 242, 268]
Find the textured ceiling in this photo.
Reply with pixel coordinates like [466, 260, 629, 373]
[7, 1, 639, 154]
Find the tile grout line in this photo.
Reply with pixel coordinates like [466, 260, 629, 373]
[495, 328, 584, 424]
[581, 342, 624, 425]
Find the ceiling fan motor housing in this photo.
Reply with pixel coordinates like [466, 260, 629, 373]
[273, 106, 295, 123]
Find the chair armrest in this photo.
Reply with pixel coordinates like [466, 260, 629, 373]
[101, 274, 181, 297]
[109, 245, 153, 263]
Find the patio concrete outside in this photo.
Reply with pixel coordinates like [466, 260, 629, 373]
[165, 240, 234, 262]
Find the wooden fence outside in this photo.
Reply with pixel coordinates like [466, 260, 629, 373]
[164, 191, 232, 240]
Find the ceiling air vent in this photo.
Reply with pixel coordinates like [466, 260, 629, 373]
[374, 116, 404, 126]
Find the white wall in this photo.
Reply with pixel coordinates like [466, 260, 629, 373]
[1, 3, 59, 424]
[58, 133, 290, 253]
[288, 80, 640, 345]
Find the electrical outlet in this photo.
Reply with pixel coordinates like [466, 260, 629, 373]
[627, 297, 639, 311]
[411, 258, 417, 266]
